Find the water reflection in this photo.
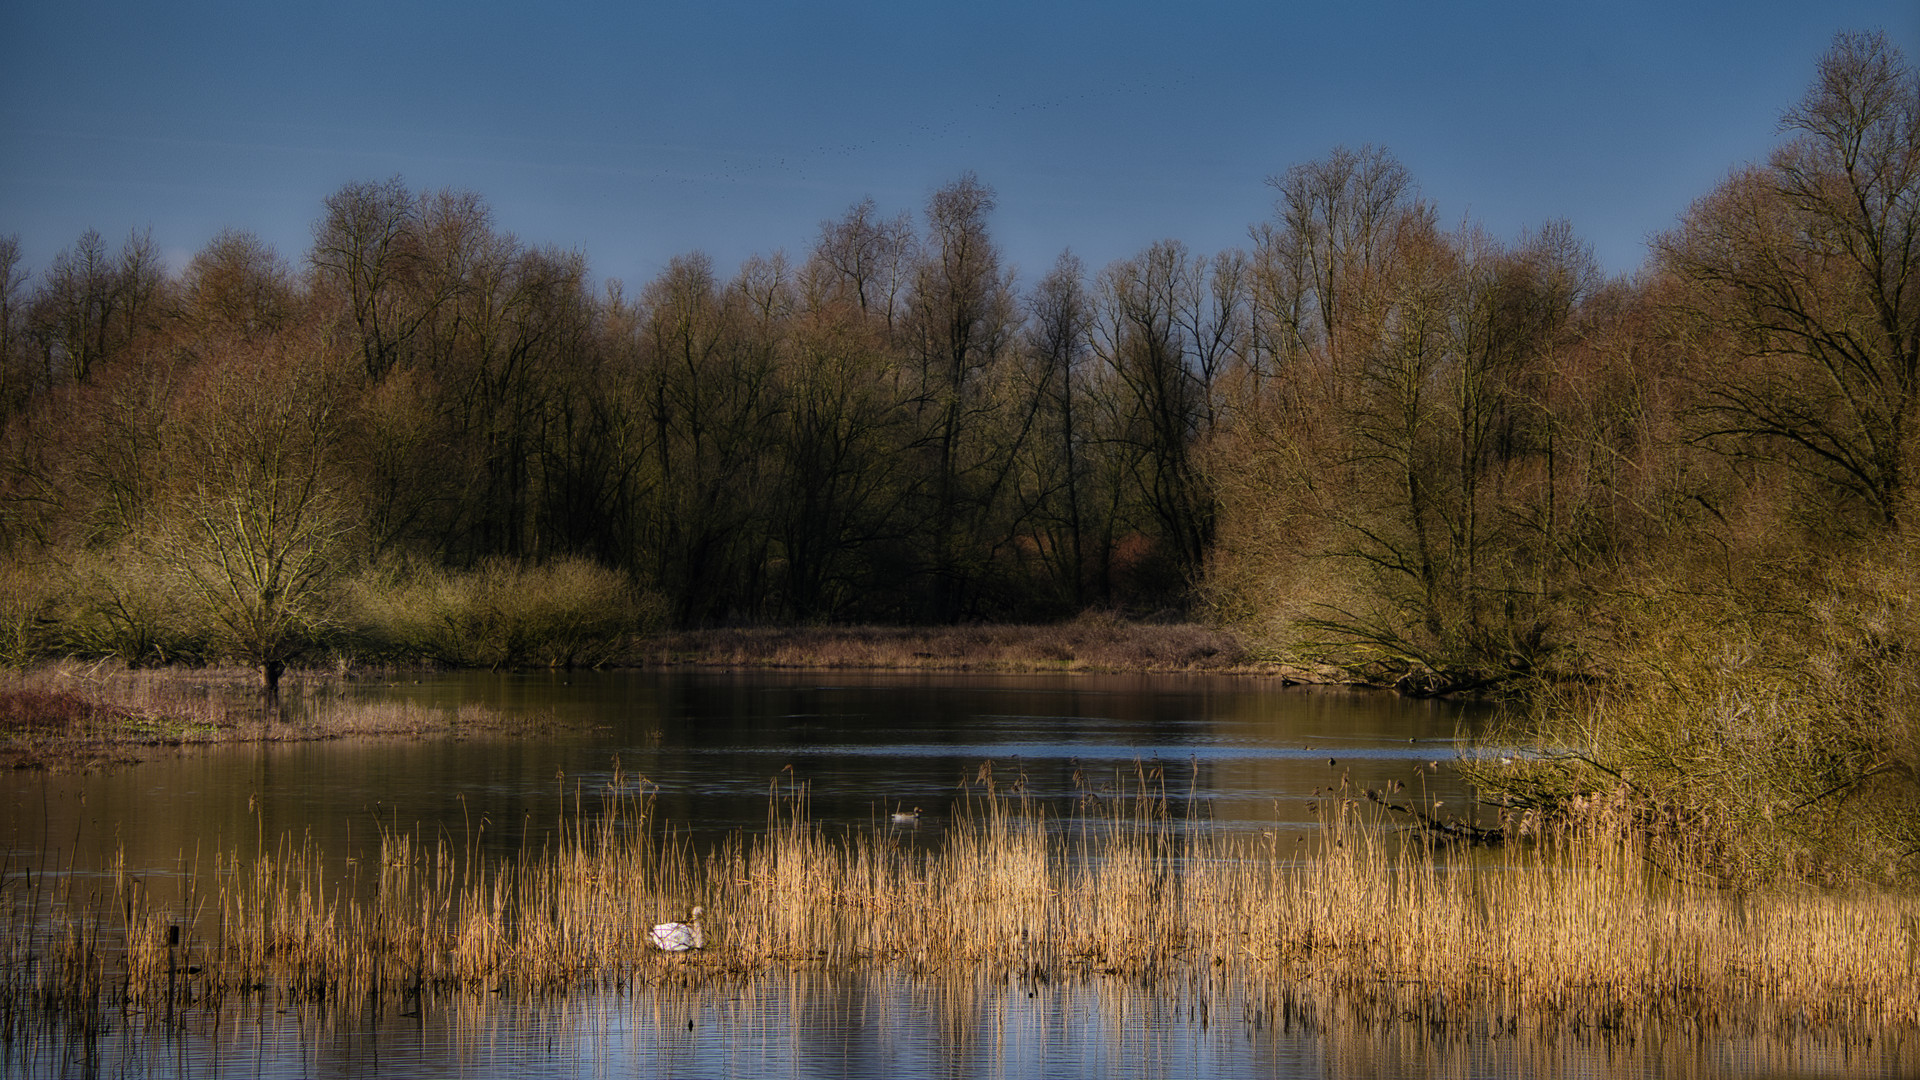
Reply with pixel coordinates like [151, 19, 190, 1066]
[22, 969, 1912, 1080]
[0, 671, 1487, 883]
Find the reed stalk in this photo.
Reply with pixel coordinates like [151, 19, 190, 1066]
[3, 770, 1915, 1044]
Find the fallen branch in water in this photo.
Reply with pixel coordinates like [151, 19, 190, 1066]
[1364, 786, 1505, 846]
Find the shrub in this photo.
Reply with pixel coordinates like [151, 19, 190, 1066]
[0, 557, 59, 666]
[1473, 539, 1920, 886]
[351, 557, 664, 669]
[46, 545, 207, 667]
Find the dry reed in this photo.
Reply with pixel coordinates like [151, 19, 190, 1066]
[4, 770, 1915, 1047]
[0, 661, 551, 769]
[635, 619, 1279, 675]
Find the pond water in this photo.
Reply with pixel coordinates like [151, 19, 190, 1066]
[0, 670, 1487, 881]
[2, 671, 1907, 1079]
[14, 969, 1914, 1080]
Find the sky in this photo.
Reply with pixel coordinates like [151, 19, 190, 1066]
[4, 1, 1918, 293]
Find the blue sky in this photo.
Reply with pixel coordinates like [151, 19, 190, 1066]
[4, 2, 1917, 291]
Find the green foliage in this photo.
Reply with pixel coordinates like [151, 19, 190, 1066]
[351, 557, 663, 669]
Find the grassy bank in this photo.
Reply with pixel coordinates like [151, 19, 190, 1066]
[631, 618, 1302, 676]
[6, 775, 1915, 1044]
[0, 619, 1325, 769]
[0, 661, 551, 770]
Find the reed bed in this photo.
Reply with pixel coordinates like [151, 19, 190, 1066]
[4, 771, 1916, 1047]
[0, 661, 553, 769]
[637, 620, 1271, 674]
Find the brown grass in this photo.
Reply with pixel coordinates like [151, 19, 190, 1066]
[634, 616, 1321, 677]
[0, 620, 1322, 768]
[5, 771, 1915, 1046]
[0, 661, 553, 769]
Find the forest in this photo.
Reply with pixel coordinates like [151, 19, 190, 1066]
[0, 33, 1914, 879]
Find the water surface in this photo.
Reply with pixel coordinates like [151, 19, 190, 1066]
[1, 670, 1486, 878]
[7, 670, 1895, 1079]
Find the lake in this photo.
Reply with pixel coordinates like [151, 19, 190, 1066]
[2, 670, 1907, 1078]
[1, 670, 1486, 878]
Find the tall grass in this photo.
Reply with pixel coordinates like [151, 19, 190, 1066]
[5, 772, 1915, 1047]
[0, 662, 552, 769]
[638, 617, 1256, 674]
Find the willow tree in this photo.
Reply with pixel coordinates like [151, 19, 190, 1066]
[157, 323, 353, 715]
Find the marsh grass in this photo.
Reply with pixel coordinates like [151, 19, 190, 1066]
[0, 662, 552, 768]
[637, 618, 1272, 675]
[4, 771, 1916, 1054]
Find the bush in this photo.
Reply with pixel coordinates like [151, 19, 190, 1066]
[0, 557, 59, 666]
[48, 545, 208, 667]
[351, 557, 664, 669]
[1474, 540, 1920, 886]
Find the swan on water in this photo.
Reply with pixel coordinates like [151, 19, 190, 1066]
[650, 906, 705, 951]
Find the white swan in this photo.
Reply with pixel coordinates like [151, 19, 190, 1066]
[650, 906, 705, 951]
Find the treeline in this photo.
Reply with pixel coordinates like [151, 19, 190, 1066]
[0, 33, 1912, 687]
[0, 169, 1233, 663]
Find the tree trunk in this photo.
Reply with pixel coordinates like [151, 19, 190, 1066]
[263, 659, 285, 722]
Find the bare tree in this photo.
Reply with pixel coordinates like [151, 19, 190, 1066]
[0, 235, 26, 417]
[27, 228, 164, 384]
[904, 173, 1019, 619]
[311, 177, 452, 381]
[1088, 240, 1231, 584]
[815, 197, 916, 339]
[1019, 252, 1096, 607]
[1658, 31, 1920, 534]
[177, 229, 299, 342]
[776, 251, 915, 619]
[632, 253, 781, 624]
[1252, 145, 1415, 376]
[156, 324, 353, 715]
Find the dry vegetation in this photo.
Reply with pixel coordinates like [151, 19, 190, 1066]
[5, 774, 1914, 1053]
[0, 661, 549, 769]
[634, 616, 1311, 677]
[1462, 539, 1920, 888]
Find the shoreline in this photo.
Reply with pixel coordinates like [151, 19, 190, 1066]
[0, 622, 1350, 769]
[627, 622, 1339, 680]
